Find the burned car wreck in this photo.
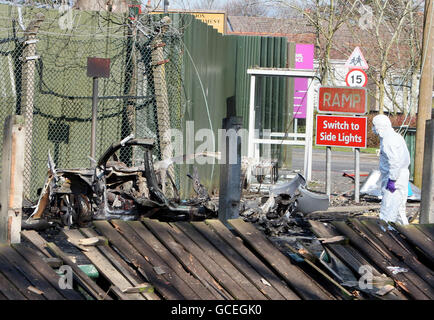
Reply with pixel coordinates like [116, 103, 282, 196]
[25, 137, 217, 228]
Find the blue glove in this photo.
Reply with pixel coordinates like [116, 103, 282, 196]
[386, 179, 396, 193]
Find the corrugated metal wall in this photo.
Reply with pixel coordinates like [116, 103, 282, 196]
[177, 15, 237, 196]
[177, 15, 290, 196]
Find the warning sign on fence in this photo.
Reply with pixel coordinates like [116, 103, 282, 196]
[316, 115, 367, 148]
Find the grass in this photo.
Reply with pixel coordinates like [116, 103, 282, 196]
[291, 145, 378, 154]
[312, 145, 378, 154]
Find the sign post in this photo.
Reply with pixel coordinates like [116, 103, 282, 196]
[87, 57, 110, 163]
[326, 146, 331, 196]
[317, 85, 367, 199]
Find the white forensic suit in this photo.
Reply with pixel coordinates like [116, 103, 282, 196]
[372, 115, 410, 225]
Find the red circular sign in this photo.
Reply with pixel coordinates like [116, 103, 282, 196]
[345, 68, 368, 87]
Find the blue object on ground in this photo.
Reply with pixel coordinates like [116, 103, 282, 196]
[408, 182, 413, 197]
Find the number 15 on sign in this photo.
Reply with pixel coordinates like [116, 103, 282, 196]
[346, 68, 368, 87]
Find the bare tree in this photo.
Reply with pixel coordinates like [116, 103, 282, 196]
[273, 0, 359, 85]
[221, 0, 271, 17]
[343, 0, 423, 114]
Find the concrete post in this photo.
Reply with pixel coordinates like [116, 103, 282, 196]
[0, 116, 26, 244]
[219, 97, 242, 227]
[21, 12, 45, 199]
[420, 119, 434, 223]
[151, 17, 174, 197]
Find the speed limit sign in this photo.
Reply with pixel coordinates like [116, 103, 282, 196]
[345, 68, 368, 87]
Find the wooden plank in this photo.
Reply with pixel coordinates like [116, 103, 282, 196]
[176, 222, 268, 300]
[46, 242, 112, 300]
[332, 221, 432, 300]
[93, 220, 183, 300]
[282, 242, 354, 300]
[79, 228, 160, 300]
[349, 219, 434, 298]
[109, 220, 200, 300]
[0, 270, 27, 300]
[309, 220, 383, 277]
[145, 218, 253, 300]
[0, 245, 64, 300]
[228, 219, 333, 300]
[191, 221, 286, 300]
[349, 220, 394, 261]
[63, 229, 146, 300]
[126, 221, 216, 300]
[140, 220, 229, 300]
[12, 243, 83, 300]
[361, 220, 434, 288]
[394, 224, 434, 264]
[205, 219, 299, 300]
[416, 224, 434, 241]
[0, 251, 45, 300]
[21, 230, 51, 257]
[308, 220, 407, 301]
[141, 219, 234, 299]
[0, 291, 7, 300]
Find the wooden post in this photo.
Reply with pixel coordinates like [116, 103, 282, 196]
[0, 116, 26, 244]
[21, 12, 45, 198]
[414, 0, 433, 187]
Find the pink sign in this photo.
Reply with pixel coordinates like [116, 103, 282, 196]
[295, 44, 314, 69]
[293, 44, 314, 119]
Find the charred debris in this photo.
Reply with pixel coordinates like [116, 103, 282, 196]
[23, 136, 331, 234]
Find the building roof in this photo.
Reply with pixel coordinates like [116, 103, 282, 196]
[226, 15, 421, 67]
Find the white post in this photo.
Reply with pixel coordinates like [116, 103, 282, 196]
[354, 148, 360, 203]
[247, 75, 256, 159]
[304, 77, 314, 181]
[326, 146, 332, 196]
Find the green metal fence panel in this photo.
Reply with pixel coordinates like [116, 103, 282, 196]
[0, 5, 292, 199]
[403, 128, 416, 181]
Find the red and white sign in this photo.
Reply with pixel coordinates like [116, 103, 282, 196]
[318, 87, 367, 115]
[345, 68, 368, 87]
[316, 115, 367, 148]
[345, 47, 369, 69]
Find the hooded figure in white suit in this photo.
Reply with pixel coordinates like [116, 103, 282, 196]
[372, 115, 410, 225]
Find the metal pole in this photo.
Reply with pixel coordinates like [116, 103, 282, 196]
[219, 114, 242, 228]
[294, 118, 298, 141]
[90, 77, 98, 161]
[420, 119, 434, 223]
[354, 148, 360, 203]
[326, 146, 331, 196]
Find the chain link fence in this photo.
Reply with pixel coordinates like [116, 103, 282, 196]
[0, 5, 184, 200]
